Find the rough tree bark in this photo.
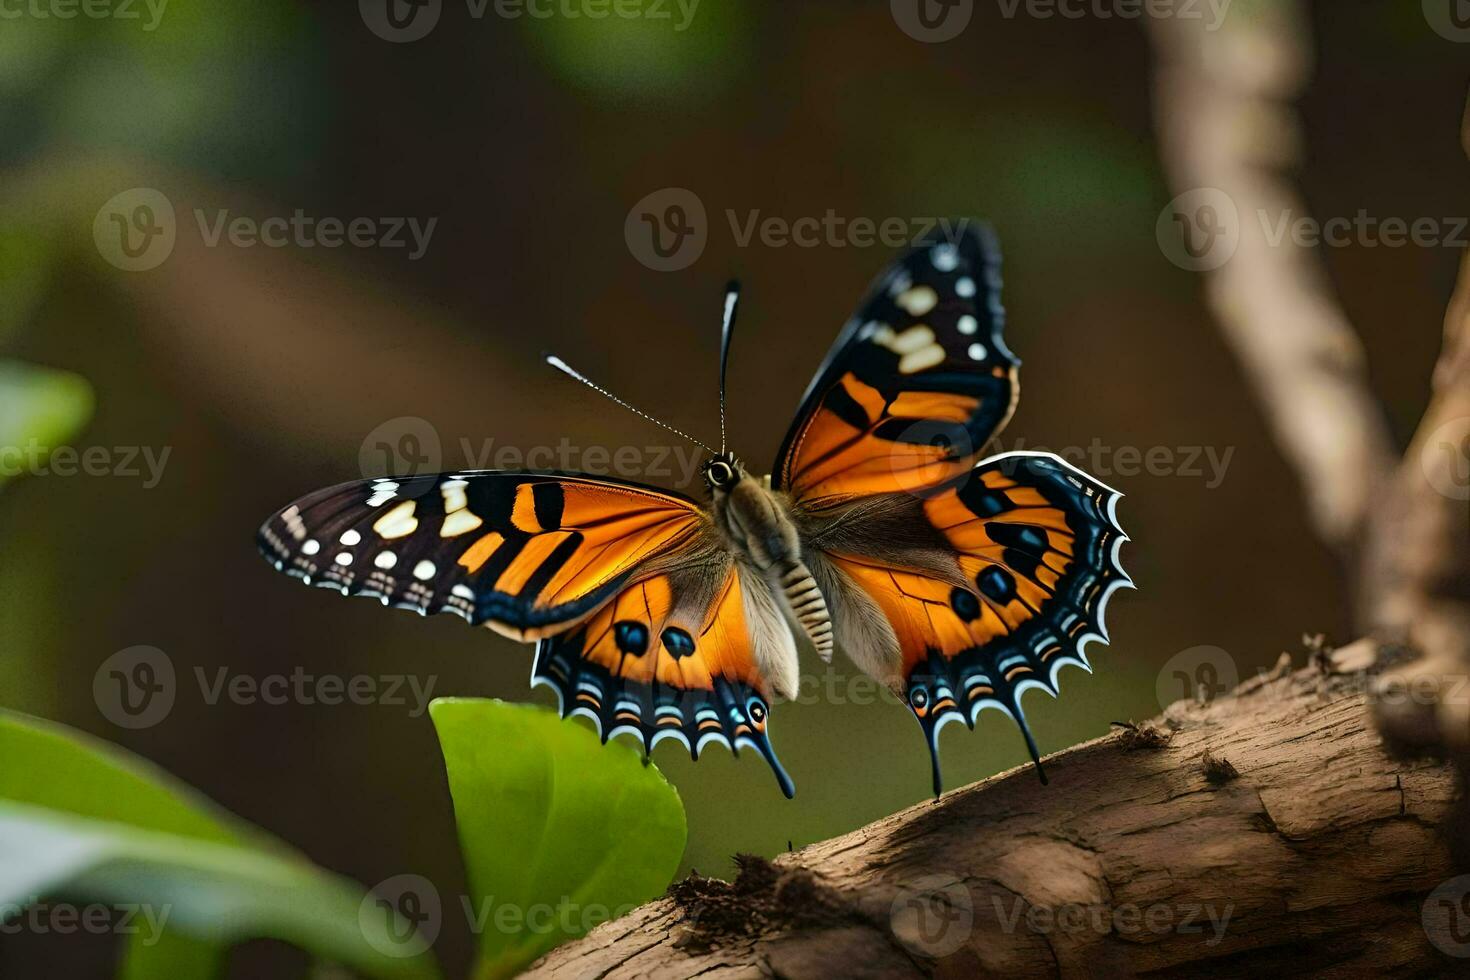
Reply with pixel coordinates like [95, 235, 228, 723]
[526, 643, 1460, 978]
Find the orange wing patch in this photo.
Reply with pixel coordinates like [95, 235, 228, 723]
[532, 566, 794, 797]
[783, 372, 989, 500]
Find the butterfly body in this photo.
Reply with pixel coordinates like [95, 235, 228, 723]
[704, 453, 835, 667]
[258, 223, 1131, 798]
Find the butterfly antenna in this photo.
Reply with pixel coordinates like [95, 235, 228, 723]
[719, 281, 740, 455]
[544, 355, 717, 455]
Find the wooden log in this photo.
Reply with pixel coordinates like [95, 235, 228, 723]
[526, 643, 1464, 978]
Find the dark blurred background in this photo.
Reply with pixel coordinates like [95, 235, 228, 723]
[1, 1, 1465, 975]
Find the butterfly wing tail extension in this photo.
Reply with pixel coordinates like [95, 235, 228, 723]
[910, 648, 1055, 796]
[894, 450, 1129, 794]
[529, 571, 797, 798]
[531, 640, 794, 798]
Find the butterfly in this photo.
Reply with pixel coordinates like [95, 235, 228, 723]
[257, 222, 1130, 798]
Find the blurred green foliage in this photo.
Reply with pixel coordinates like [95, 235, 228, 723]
[524, 0, 749, 105]
[0, 2, 321, 175]
[0, 701, 686, 976]
[0, 710, 440, 979]
[0, 361, 93, 488]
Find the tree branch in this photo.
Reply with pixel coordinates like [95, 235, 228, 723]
[526, 645, 1458, 977]
[1150, 0, 1470, 779]
[1147, 2, 1397, 555]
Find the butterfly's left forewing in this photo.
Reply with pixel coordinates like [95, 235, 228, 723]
[257, 471, 711, 639]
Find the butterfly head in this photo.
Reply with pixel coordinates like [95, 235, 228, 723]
[702, 453, 744, 493]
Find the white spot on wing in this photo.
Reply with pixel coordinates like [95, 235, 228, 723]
[880, 324, 946, 374]
[441, 509, 483, 538]
[375, 551, 397, 570]
[366, 481, 399, 507]
[282, 505, 306, 540]
[968, 342, 988, 361]
[887, 325, 937, 355]
[956, 276, 976, 298]
[413, 560, 436, 581]
[899, 346, 946, 374]
[373, 500, 418, 540]
[339, 529, 361, 546]
[302, 539, 321, 556]
[896, 286, 938, 316]
[957, 314, 978, 335]
[441, 478, 470, 514]
[931, 243, 959, 271]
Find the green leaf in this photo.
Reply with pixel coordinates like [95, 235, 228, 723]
[0, 712, 260, 847]
[0, 804, 437, 979]
[0, 711, 440, 980]
[430, 699, 686, 980]
[0, 360, 93, 488]
[117, 932, 225, 980]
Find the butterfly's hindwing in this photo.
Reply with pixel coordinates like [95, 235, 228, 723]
[775, 221, 1019, 501]
[820, 452, 1130, 794]
[531, 562, 795, 797]
[257, 471, 708, 638]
